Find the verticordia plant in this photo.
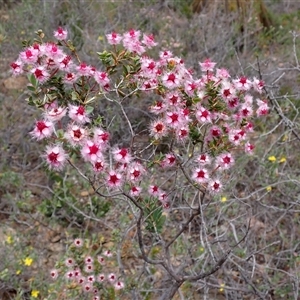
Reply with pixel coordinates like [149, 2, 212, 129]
[11, 27, 269, 299]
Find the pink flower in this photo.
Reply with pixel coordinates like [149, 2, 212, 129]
[256, 99, 269, 116]
[124, 40, 145, 55]
[107, 171, 122, 188]
[94, 71, 110, 88]
[165, 91, 181, 106]
[108, 273, 116, 283]
[85, 256, 93, 264]
[196, 106, 211, 123]
[234, 76, 251, 91]
[97, 274, 106, 282]
[192, 168, 209, 183]
[159, 50, 173, 61]
[103, 250, 113, 257]
[140, 57, 157, 77]
[123, 29, 141, 43]
[176, 126, 189, 141]
[92, 158, 106, 173]
[64, 72, 78, 84]
[216, 68, 230, 79]
[68, 105, 91, 124]
[161, 153, 176, 168]
[227, 97, 239, 109]
[252, 77, 264, 93]
[30, 120, 54, 140]
[148, 185, 161, 197]
[77, 276, 86, 284]
[65, 257, 75, 267]
[10, 60, 23, 75]
[165, 111, 181, 128]
[82, 283, 92, 292]
[128, 163, 145, 182]
[93, 127, 110, 145]
[216, 153, 235, 170]
[150, 101, 166, 114]
[113, 148, 132, 163]
[50, 269, 59, 280]
[43, 43, 64, 59]
[245, 141, 255, 154]
[73, 268, 81, 278]
[74, 238, 83, 247]
[87, 275, 95, 283]
[114, 281, 125, 290]
[44, 106, 67, 122]
[229, 129, 242, 145]
[19, 47, 39, 64]
[130, 186, 142, 197]
[162, 72, 180, 89]
[208, 179, 223, 193]
[58, 55, 73, 71]
[184, 80, 198, 96]
[149, 119, 168, 139]
[106, 32, 122, 45]
[54, 27, 68, 40]
[44, 145, 67, 170]
[31, 67, 49, 83]
[76, 62, 92, 76]
[240, 104, 253, 118]
[84, 264, 94, 273]
[97, 256, 105, 265]
[65, 125, 86, 146]
[220, 81, 235, 101]
[210, 126, 222, 139]
[197, 154, 211, 165]
[199, 58, 216, 72]
[142, 33, 157, 48]
[159, 191, 169, 203]
[81, 140, 102, 162]
[65, 271, 75, 280]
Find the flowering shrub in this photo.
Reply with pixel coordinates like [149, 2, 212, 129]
[11, 27, 268, 299]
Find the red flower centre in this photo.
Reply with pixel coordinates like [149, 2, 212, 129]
[36, 121, 47, 132]
[89, 144, 99, 155]
[48, 152, 58, 162]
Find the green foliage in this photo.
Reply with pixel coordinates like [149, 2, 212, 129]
[0, 170, 23, 190]
[143, 197, 166, 234]
[38, 171, 110, 223]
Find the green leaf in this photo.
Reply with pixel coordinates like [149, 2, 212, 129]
[27, 85, 36, 92]
[85, 106, 94, 114]
[71, 91, 80, 101]
[28, 73, 38, 87]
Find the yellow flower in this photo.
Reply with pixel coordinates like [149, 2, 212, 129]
[23, 257, 33, 266]
[268, 156, 276, 162]
[16, 270, 21, 275]
[219, 283, 225, 292]
[266, 186, 272, 192]
[98, 35, 104, 41]
[220, 196, 227, 203]
[279, 157, 286, 163]
[6, 235, 13, 244]
[31, 290, 39, 298]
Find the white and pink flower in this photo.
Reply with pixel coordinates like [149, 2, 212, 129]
[44, 145, 67, 170]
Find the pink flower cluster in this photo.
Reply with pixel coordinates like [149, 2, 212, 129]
[132, 53, 268, 193]
[11, 27, 269, 197]
[10, 29, 110, 89]
[50, 239, 124, 299]
[106, 29, 157, 54]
